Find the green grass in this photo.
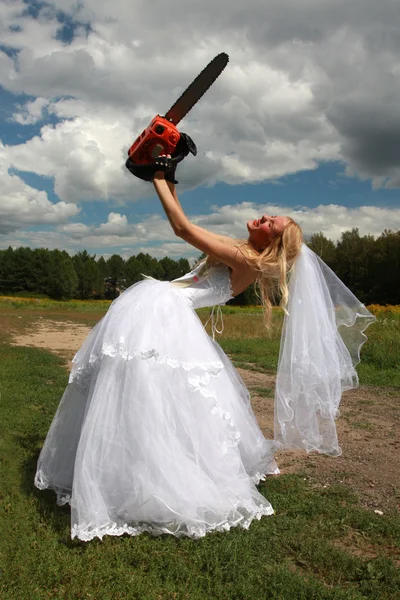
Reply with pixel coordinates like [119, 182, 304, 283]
[216, 336, 400, 388]
[1, 337, 400, 599]
[221, 337, 282, 371]
[2, 299, 399, 384]
[218, 311, 400, 388]
[202, 306, 400, 388]
[0, 296, 113, 312]
[252, 386, 274, 398]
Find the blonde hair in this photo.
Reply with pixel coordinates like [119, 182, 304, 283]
[170, 218, 303, 334]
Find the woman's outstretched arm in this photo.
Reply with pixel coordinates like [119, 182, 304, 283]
[164, 179, 239, 247]
[153, 174, 189, 234]
[152, 172, 245, 269]
[165, 179, 185, 214]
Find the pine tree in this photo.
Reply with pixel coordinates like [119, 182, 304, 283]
[47, 250, 78, 300]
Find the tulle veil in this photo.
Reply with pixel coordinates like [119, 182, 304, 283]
[274, 243, 376, 456]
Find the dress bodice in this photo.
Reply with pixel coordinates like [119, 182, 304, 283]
[170, 260, 235, 310]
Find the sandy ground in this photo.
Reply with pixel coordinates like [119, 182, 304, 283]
[10, 317, 92, 371]
[7, 316, 400, 518]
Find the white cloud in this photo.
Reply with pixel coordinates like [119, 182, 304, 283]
[98, 212, 129, 235]
[12, 97, 49, 125]
[0, 0, 399, 250]
[2, 203, 397, 262]
[128, 242, 197, 262]
[288, 204, 400, 241]
[58, 222, 91, 238]
[194, 202, 400, 242]
[56, 212, 177, 244]
[3, 0, 391, 204]
[4, 116, 143, 203]
[0, 143, 80, 234]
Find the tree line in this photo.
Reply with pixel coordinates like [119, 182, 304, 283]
[0, 248, 191, 301]
[0, 228, 398, 304]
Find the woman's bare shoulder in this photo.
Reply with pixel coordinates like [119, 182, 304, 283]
[228, 261, 258, 297]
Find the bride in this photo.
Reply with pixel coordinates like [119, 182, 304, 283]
[34, 140, 375, 542]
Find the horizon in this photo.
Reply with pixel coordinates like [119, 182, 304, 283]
[1, 0, 399, 263]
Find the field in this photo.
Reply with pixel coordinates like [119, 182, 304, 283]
[0, 299, 399, 599]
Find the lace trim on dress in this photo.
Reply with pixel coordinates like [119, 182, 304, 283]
[70, 499, 274, 542]
[250, 464, 281, 484]
[187, 370, 241, 453]
[69, 342, 224, 389]
[34, 469, 72, 507]
[34, 465, 278, 520]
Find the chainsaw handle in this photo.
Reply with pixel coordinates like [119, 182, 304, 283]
[174, 132, 197, 159]
[165, 132, 197, 183]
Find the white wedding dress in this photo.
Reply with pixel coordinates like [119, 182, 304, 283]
[34, 260, 280, 542]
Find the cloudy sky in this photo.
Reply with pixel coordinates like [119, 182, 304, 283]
[1, 0, 400, 263]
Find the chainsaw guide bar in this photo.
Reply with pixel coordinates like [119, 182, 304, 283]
[127, 52, 229, 167]
[165, 52, 229, 125]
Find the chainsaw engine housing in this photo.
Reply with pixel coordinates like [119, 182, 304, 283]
[128, 116, 180, 165]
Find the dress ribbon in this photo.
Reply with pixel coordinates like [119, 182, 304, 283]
[204, 305, 224, 340]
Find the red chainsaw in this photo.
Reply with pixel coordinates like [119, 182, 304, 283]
[126, 52, 229, 182]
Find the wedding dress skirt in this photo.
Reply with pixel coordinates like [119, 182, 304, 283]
[34, 264, 279, 542]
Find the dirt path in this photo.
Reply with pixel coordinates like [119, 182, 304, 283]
[241, 369, 400, 514]
[8, 316, 92, 371]
[7, 316, 400, 515]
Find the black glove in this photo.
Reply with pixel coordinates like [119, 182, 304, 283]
[125, 155, 174, 182]
[165, 132, 197, 184]
[125, 133, 197, 183]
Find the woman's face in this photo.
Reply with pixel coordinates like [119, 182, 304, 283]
[247, 214, 289, 251]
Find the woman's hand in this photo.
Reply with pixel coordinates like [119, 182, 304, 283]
[154, 154, 173, 171]
[126, 154, 173, 183]
[153, 154, 173, 182]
